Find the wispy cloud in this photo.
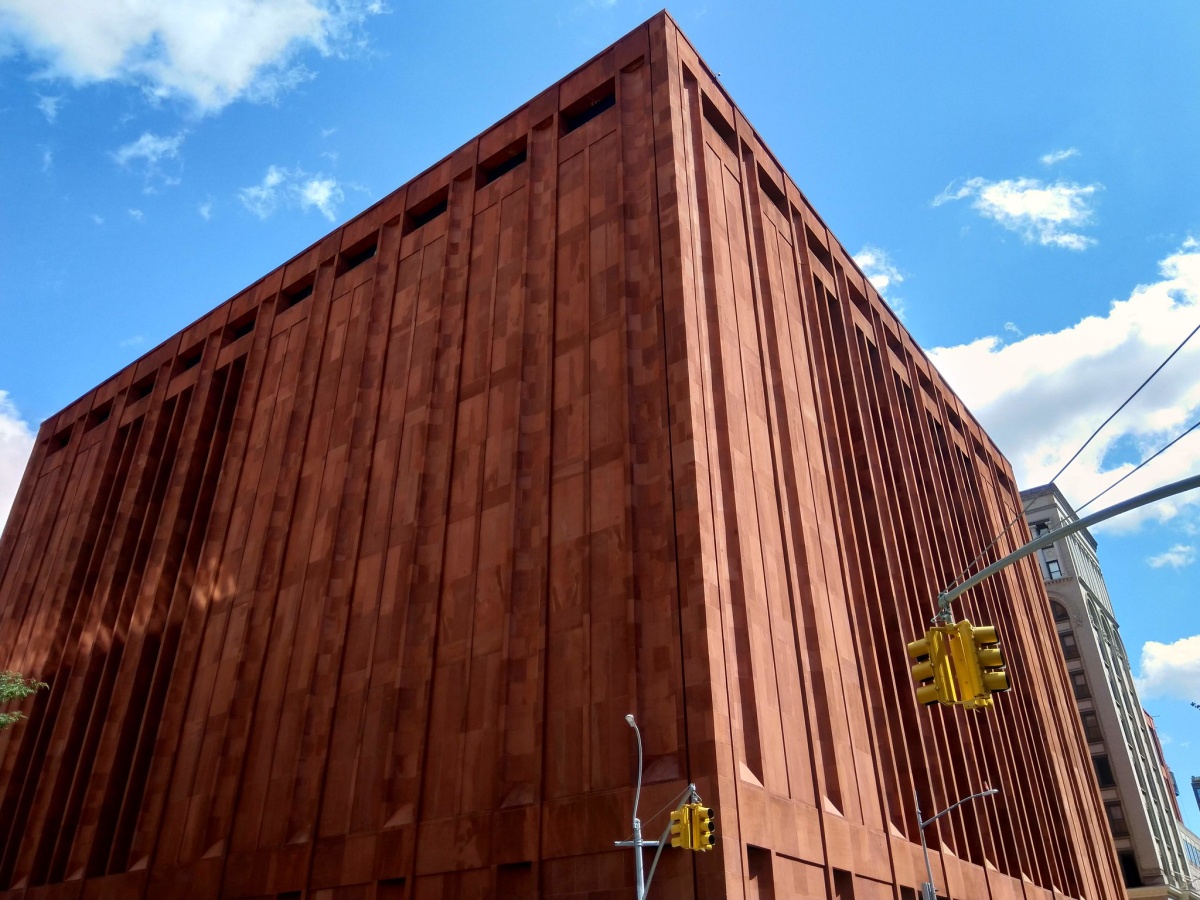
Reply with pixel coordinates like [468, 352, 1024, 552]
[1136, 634, 1200, 700]
[199, 198, 214, 220]
[0, 391, 36, 532]
[90, 214, 105, 225]
[1040, 148, 1079, 166]
[36, 93, 62, 122]
[238, 164, 346, 221]
[929, 238, 1200, 532]
[128, 208, 144, 222]
[113, 131, 184, 167]
[0, 0, 386, 114]
[933, 174, 1101, 250]
[1146, 544, 1196, 569]
[852, 245, 904, 315]
[40, 147, 52, 172]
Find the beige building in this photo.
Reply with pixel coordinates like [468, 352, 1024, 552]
[1021, 483, 1197, 899]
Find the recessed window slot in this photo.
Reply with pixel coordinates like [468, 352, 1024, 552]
[223, 310, 257, 345]
[702, 93, 736, 150]
[131, 373, 157, 401]
[85, 401, 113, 432]
[561, 79, 616, 134]
[757, 165, 788, 217]
[806, 226, 834, 274]
[48, 426, 72, 454]
[174, 342, 204, 376]
[279, 273, 315, 311]
[337, 235, 378, 276]
[477, 137, 528, 187]
[402, 187, 449, 236]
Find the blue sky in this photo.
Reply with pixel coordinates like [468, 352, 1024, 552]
[1, 0, 1198, 832]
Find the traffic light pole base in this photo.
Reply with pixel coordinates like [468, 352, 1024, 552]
[614, 817, 660, 900]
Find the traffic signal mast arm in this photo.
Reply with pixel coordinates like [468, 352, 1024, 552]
[936, 472, 1200, 623]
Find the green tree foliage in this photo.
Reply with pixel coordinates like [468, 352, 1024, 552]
[0, 671, 47, 730]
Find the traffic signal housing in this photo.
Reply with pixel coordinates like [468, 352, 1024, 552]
[951, 621, 1010, 711]
[690, 803, 716, 851]
[907, 629, 956, 706]
[907, 620, 1009, 711]
[669, 806, 693, 849]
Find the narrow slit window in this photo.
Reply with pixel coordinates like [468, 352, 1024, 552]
[223, 310, 257, 345]
[757, 164, 788, 217]
[561, 80, 616, 134]
[174, 342, 204, 376]
[806, 226, 834, 273]
[85, 400, 113, 432]
[701, 93, 736, 150]
[47, 426, 72, 454]
[279, 273, 315, 311]
[131, 373, 156, 400]
[478, 136, 528, 187]
[337, 235, 378, 276]
[402, 186, 449, 235]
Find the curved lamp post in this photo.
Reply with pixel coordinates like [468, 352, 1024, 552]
[915, 786, 1000, 900]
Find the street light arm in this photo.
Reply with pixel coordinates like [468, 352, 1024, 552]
[920, 787, 999, 829]
[938, 472, 1200, 615]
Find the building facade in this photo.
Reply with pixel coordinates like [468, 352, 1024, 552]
[0, 15, 1124, 900]
[1022, 483, 1195, 899]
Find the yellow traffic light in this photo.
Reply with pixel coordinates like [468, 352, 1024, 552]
[669, 806, 692, 849]
[907, 629, 955, 706]
[690, 804, 716, 851]
[947, 620, 1010, 710]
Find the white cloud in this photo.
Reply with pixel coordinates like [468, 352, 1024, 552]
[199, 198, 213, 220]
[238, 164, 345, 221]
[128, 208, 144, 222]
[36, 93, 61, 121]
[113, 131, 184, 167]
[929, 238, 1200, 532]
[852, 245, 904, 315]
[0, 391, 35, 533]
[0, 0, 384, 113]
[1003, 321, 1023, 337]
[1136, 634, 1200, 700]
[40, 146, 51, 171]
[1146, 544, 1195, 569]
[1040, 148, 1079, 166]
[90, 213, 104, 225]
[933, 176, 1100, 250]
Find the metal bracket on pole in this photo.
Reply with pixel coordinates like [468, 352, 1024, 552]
[935, 472, 1200, 623]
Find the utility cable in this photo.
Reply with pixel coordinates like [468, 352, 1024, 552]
[619, 784, 694, 843]
[941, 318, 1200, 595]
[1074, 417, 1200, 515]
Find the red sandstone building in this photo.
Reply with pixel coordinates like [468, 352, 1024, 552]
[0, 13, 1124, 900]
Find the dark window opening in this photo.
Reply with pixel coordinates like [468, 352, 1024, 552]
[1051, 601, 1070, 623]
[131, 372, 157, 401]
[1033, 520, 1051, 536]
[478, 137, 529, 187]
[1093, 754, 1115, 787]
[1060, 630, 1080, 660]
[1081, 710, 1104, 743]
[1071, 671, 1090, 700]
[757, 165, 788, 217]
[561, 79, 616, 134]
[1047, 558, 1063, 579]
[378, 877, 406, 900]
[1106, 801, 1129, 836]
[337, 235, 378, 276]
[174, 342, 204, 376]
[701, 93, 736, 150]
[85, 401, 113, 432]
[1118, 851, 1144, 888]
[223, 310, 257, 345]
[806, 226, 834, 273]
[48, 426, 72, 454]
[403, 186, 450, 235]
[279, 273, 315, 311]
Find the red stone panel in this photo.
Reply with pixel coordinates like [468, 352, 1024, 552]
[0, 12, 1123, 900]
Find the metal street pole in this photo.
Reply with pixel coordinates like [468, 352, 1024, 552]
[936, 472, 1200, 623]
[914, 786, 999, 900]
[615, 714, 659, 900]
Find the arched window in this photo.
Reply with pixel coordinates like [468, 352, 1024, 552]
[1051, 600, 1070, 623]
